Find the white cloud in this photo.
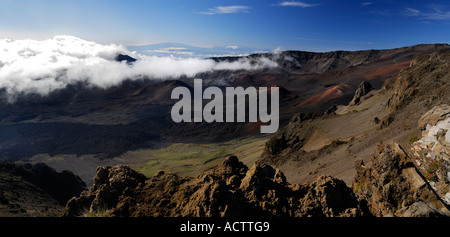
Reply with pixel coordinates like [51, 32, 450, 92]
[423, 8, 450, 20]
[361, 2, 373, 6]
[425, 12, 450, 20]
[195, 5, 250, 15]
[404, 5, 450, 20]
[405, 7, 421, 16]
[0, 35, 278, 99]
[272, 47, 283, 55]
[226, 46, 239, 50]
[278, 1, 319, 7]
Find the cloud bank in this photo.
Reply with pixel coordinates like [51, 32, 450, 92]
[0, 35, 278, 98]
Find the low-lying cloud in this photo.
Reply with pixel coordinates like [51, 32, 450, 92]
[0, 35, 278, 99]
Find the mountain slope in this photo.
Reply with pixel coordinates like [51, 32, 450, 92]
[0, 161, 86, 216]
[259, 49, 450, 187]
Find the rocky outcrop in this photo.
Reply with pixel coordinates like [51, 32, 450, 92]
[61, 165, 146, 217]
[411, 104, 450, 205]
[388, 50, 450, 112]
[353, 142, 450, 217]
[61, 156, 369, 217]
[260, 113, 317, 165]
[417, 104, 450, 130]
[349, 81, 373, 106]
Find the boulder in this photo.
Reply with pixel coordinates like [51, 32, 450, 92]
[418, 104, 450, 129]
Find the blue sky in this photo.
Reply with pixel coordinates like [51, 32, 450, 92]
[1, 0, 450, 52]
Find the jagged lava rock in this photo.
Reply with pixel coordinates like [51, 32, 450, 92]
[61, 155, 368, 217]
[61, 165, 146, 217]
[353, 143, 450, 217]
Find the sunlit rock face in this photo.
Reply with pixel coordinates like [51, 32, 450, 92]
[411, 104, 450, 205]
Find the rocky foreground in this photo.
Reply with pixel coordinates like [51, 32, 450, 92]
[61, 156, 367, 217]
[61, 140, 450, 217]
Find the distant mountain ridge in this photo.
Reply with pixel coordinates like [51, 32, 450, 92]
[127, 42, 270, 58]
[211, 43, 450, 73]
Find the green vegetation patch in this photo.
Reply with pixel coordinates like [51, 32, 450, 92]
[117, 135, 269, 178]
[408, 136, 419, 144]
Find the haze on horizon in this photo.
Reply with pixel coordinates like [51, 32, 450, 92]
[1, 0, 449, 53]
